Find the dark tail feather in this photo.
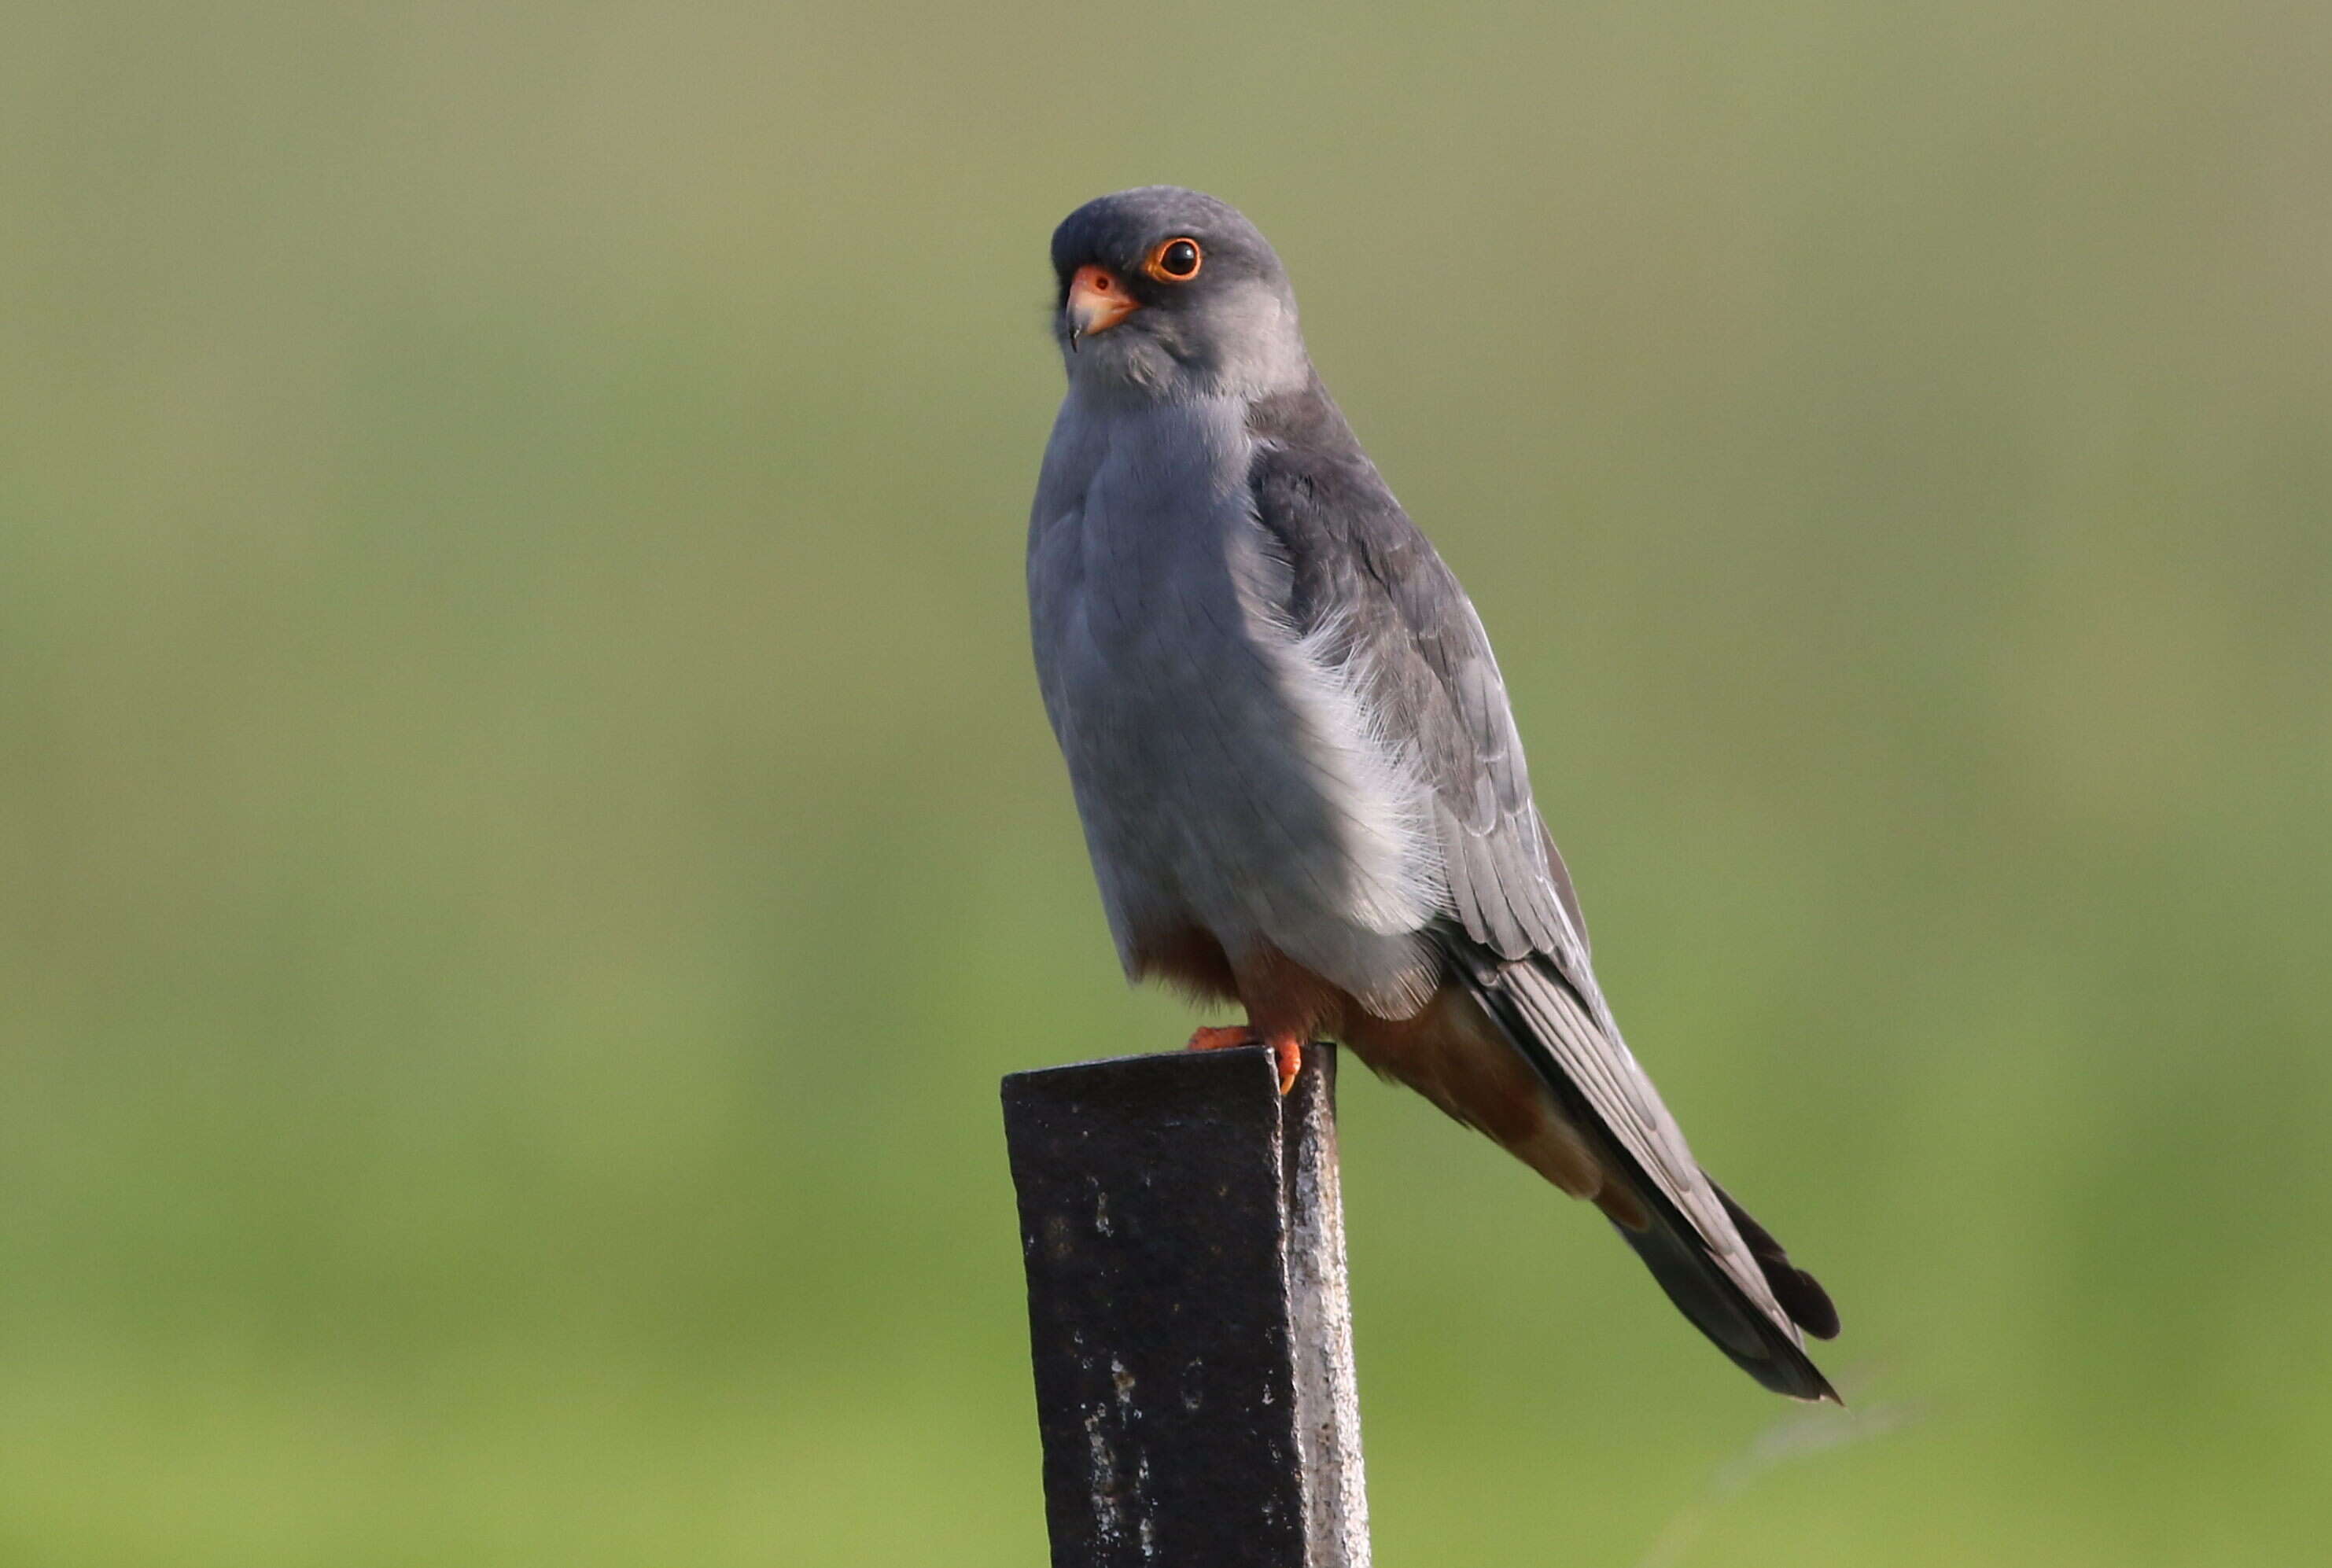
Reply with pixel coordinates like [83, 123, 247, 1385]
[1609, 1198, 1840, 1402]
[1711, 1177, 1840, 1341]
[1436, 934, 1840, 1401]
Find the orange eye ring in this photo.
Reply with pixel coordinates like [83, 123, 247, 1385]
[1142, 237, 1203, 283]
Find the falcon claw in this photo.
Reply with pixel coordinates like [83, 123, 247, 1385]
[1184, 1026, 1302, 1095]
[1271, 1038, 1302, 1095]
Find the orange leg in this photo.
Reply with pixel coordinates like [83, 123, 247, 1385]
[1184, 1025, 1303, 1095]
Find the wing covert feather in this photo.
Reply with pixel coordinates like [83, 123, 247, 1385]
[1237, 377, 1832, 1397]
[1244, 381, 1584, 963]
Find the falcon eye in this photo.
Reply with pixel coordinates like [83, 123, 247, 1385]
[1144, 237, 1203, 282]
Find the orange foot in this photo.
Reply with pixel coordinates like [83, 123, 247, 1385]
[1185, 1025, 1303, 1095]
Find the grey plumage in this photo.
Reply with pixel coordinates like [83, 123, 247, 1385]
[1028, 186, 1837, 1399]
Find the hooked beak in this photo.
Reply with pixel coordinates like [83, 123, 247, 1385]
[1066, 263, 1139, 350]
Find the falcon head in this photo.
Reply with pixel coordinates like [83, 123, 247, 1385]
[1048, 186, 1309, 399]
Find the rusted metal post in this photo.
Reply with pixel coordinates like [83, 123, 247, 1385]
[1002, 1043, 1371, 1568]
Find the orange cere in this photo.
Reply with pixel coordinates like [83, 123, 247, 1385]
[1067, 264, 1140, 340]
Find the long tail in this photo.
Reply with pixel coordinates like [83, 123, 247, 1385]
[1437, 933, 1841, 1401]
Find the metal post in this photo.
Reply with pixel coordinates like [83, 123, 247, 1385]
[1002, 1043, 1371, 1568]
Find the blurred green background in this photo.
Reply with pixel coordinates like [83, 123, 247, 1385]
[4, 2, 2327, 1563]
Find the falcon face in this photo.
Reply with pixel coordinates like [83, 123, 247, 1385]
[1026, 186, 1840, 1399]
[1048, 186, 1307, 401]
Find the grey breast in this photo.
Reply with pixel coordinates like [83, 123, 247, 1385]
[1028, 390, 1442, 1017]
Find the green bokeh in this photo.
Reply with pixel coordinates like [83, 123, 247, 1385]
[5, 3, 2327, 1562]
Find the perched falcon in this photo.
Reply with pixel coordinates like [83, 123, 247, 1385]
[1027, 186, 1840, 1398]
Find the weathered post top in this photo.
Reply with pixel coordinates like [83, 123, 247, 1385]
[1002, 1043, 1371, 1568]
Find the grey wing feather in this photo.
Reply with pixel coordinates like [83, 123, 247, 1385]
[1245, 377, 1835, 1400]
[1245, 382, 1586, 965]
